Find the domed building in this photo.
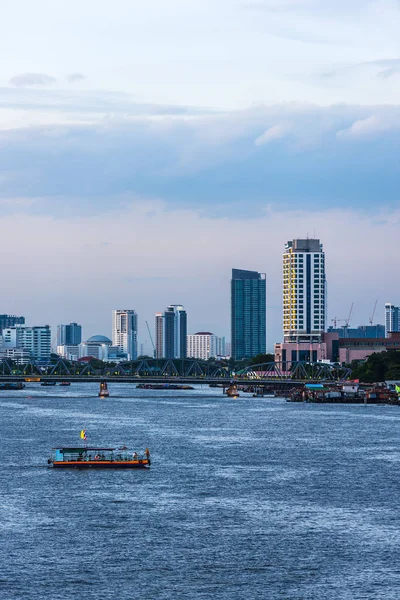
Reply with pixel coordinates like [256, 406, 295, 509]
[79, 335, 115, 361]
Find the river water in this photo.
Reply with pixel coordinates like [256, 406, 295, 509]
[1, 383, 400, 599]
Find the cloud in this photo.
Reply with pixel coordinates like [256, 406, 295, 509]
[9, 73, 57, 87]
[337, 114, 400, 138]
[254, 123, 292, 145]
[320, 58, 400, 81]
[0, 102, 398, 217]
[67, 73, 87, 83]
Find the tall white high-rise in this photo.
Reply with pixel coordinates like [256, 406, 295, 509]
[385, 303, 400, 337]
[283, 238, 326, 343]
[112, 310, 138, 360]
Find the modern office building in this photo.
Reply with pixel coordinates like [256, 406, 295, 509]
[57, 322, 82, 346]
[385, 303, 400, 337]
[0, 314, 25, 334]
[231, 269, 266, 360]
[283, 238, 326, 343]
[187, 332, 217, 360]
[162, 305, 187, 359]
[155, 313, 163, 358]
[112, 310, 138, 360]
[1, 325, 51, 361]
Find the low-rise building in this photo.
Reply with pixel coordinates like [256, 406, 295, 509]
[338, 332, 400, 364]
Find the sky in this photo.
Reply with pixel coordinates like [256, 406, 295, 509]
[0, 0, 399, 352]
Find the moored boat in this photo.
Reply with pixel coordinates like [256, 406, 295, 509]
[48, 446, 151, 468]
[59, 381, 71, 386]
[41, 381, 57, 387]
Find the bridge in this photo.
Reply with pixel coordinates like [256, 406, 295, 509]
[0, 358, 351, 384]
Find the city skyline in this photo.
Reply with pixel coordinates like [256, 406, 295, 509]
[0, 2, 398, 353]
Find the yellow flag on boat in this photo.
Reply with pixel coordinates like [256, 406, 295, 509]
[80, 429, 86, 440]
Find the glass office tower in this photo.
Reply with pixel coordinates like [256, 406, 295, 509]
[231, 269, 266, 360]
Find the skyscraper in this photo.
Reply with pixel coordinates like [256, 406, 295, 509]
[385, 303, 400, 337]
[231, 269, 266, 360]
[57, 322, 82, 346]
[283, 239, 326, 343]
[112, 310, 138, 360]
[162, 305, 187, 359]
[155, 313, 163, 358]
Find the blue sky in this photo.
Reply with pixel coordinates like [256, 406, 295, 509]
[0, 0, 399, 350]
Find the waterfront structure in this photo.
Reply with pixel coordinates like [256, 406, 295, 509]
[1, 325, 51, 361]
[327, 324, 385, 339]
[56, 322, 82, 346]
[112, 310, 138, 360]
[79, 335, 113, 361]
[187, 332, 217, 360]
[155, 313, 163, 358]
[231, 269, 266, 360]
[0, 314, 25, 334]
[385, 303, 400, 337]
[163, 305, 187, 359]
[283, 238, 326, 343]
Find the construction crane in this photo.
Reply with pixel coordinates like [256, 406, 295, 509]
[345, 303, 354, 328]
[369, 300, 378, 326]
[145, 321, 156, 358]
[331, 317, 346, 328]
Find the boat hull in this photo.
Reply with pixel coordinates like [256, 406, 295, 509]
[51, 460, 150, 469]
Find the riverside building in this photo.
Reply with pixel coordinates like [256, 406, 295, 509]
[112, 310, 138, 360]
[231, 268, 266, 360]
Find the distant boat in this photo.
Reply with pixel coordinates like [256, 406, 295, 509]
[48, 446, 151, 469]
[226, 384, 240, 398]
[59, 381, 71, 386]
[0, 382, 25, 390]
[99, 380, 109, 397]
[41, 381, 57, 387]
[136, 383, 194, 390]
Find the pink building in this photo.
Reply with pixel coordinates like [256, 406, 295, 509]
[338, 332, 400, 364]
[275, 332, 339, 366]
